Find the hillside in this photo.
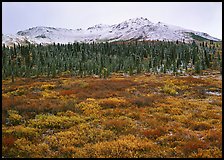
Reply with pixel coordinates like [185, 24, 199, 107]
[2, 17, 221, 46]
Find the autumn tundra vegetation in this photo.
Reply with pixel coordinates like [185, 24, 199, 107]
[2, 40, 222, 158]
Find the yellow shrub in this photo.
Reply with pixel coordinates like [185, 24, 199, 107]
[161, 84, 178, 95]
[70, 123, 115, 143]
[77, 98, 102, 118]
[14, 138, 33, 157]
[7, 110, 23, 125]
[44, 123, 115, 157]
[99, 97, 130, 108]
[74, 135, 159, 158]
[57, 110, 77, 117]
[41, 90, 58, 99]
[40, 84, 56, 90]
[14, 138, 52, 158]
[160, 80, 179, 95]
[45, 131, 85, 148]
[77, 80, 89, 88]
[102, 116, 136, 134]
[3, 125, 39, 140]
[167, 107, 183, 115]
[6, 87, 28, 96]
[177, 85, 189, 91]
[28, 113, 85, 129]
[125, 87, 137, 93]
[190, 147, 222, 158]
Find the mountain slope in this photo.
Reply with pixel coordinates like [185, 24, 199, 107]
[2, 17, 221, 46]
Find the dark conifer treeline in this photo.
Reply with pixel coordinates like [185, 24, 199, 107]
[2, 40, 222, 80]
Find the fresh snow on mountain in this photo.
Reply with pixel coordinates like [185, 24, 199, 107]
[2, 34, 33, 46]
[2, 17, 221, 46]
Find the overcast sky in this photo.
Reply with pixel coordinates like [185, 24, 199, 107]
[2, 2, 222, 39]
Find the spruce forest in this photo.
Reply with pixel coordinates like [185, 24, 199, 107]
[2, 40, 222, 79]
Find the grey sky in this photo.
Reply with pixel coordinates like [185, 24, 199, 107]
[2, 2, 222, 39]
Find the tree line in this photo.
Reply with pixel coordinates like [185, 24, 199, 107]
[2, 40, 222, 81]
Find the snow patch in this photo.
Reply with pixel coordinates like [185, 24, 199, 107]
[206, 91, 222, 96]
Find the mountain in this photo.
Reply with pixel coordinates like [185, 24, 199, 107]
[2, 17, 221, 46]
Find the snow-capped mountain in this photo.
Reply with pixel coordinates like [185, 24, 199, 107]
[2, 17, 221, 46]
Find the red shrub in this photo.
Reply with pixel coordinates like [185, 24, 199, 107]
[180, 140, 210, 155]
[141, 127, 166, 139]
[59, 90, 75, 96]
[3, 135, 16, 147]
[129, 96, 155, 107]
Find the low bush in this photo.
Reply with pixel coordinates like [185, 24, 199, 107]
[7, 110, 23, 126]
[190, 122, 211, 131]
[28, 113, 85, 129]
[99, 97, 131, 109]
[129, 96, 155, 107]
[74, 135, 159, 158]
[77, 98, 102, 118]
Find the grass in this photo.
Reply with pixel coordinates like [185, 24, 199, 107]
[2, 70, 222, 158]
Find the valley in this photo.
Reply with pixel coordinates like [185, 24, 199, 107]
[2, 70, 222, 158]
